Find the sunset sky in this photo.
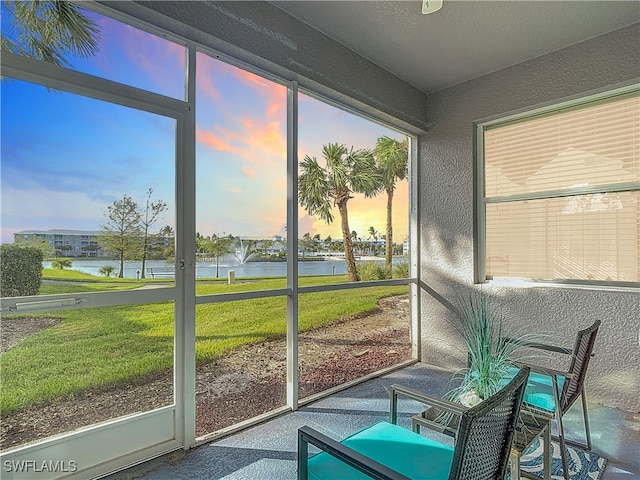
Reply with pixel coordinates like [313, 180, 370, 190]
[0, 6, 408, 245]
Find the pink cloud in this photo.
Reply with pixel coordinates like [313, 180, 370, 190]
[197, 70, 221, 101]
[196, 55, 222, 101]
[233, 69, 287, 120]
[90, 14, 186, 96]
[198, 118, 285, 169]
[196, 128, 236, 153]
[240, 119, 286, 162]
[242, 165, 256, 178]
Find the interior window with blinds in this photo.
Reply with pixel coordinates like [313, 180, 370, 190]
[481, 91, 639, 284]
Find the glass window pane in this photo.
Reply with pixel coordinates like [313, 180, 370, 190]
[483, 92, 640, 283]
[1, 301, 175, 450]
[485, 95, 639, 197]
[0, 3, 186, 99]
[1, 79, 176, 293]
[486, 192, 639, 282]
[298, 93, 409, 285]
[195, 53, 287, 291]
[195, 296, 286, 436]
[298, 286, 411, 400]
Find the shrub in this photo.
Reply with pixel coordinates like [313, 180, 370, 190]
[392, 261, 409, 278]
[51, 258, 72, 269]
[99, 265, 114, 277]
[0, 244, 43, 297]
[357, 261, 391, 281]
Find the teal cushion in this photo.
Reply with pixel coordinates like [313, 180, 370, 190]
[505, 367, 565, 412]
[307, 421, 454, 480]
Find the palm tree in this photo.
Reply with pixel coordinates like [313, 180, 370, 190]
[374, 136, 409, 268]
[367, 226, 379, 255]
[2, 1, 100, 68]
[299, 232, 315, 259]
[351, 230, 361, 255]
[299, 143, 381, 282]
[197, 235, 233, 278]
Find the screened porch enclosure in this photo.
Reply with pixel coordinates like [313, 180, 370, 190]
[0, 3, 416, 478]
[1, 1, 638, 479]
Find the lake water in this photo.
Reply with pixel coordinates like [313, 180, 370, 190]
[43, 256, 406, 279]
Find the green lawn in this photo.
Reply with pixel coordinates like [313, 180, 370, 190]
[1, 275, 405, 414]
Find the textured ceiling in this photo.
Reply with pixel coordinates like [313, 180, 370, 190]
[272, 1, 640, 93]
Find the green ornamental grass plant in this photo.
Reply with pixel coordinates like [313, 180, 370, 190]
[447, 293, 543, 406]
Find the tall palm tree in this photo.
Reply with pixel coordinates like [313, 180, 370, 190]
[368, 226, 379, 255]
[299, 143, 381, 282]
[374, 136, 409, 269]
[1, 0, 99, 67]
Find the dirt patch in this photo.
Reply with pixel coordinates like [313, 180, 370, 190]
[0, 295, 411, 450]
[0, 317, 62, 354]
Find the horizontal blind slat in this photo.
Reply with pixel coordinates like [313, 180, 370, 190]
[483, 84, 639, 284]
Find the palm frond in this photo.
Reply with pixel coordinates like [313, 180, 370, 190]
[298, 155, 334, 223]
[348, 148, 382, 197]
[2, 0, 99, 67]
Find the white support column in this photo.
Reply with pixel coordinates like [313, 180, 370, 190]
[409, 136, 421, 360]
[176, 43, 198, 448]
[286, 82, 300, 409]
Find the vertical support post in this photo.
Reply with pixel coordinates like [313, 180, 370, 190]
[409, 136, 421, 360]
[286, 81, 299, 409]
[176, 43, 197, 449]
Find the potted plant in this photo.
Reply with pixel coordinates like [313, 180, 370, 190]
[445, 293, 541, 408]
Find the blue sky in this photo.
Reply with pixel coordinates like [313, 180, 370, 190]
[1, 5, 407, 245]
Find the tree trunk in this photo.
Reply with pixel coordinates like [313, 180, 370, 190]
[385, 187, 394, 269]
[338, 199, 360, 282]
[141, 231, 148, 279]
[118, 253, 124, 278]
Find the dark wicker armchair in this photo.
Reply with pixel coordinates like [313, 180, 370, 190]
[505, 319, 601, 479]
[297, 366, 530, 480]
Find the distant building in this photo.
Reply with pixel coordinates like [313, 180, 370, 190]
[14, 229, 106, 257]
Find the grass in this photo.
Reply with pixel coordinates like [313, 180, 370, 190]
[0, 274, 405, 414]
[42, 268, 139, 283]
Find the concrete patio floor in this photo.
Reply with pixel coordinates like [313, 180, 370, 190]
[107, 363, 639, 480]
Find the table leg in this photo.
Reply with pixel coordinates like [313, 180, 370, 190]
[543, 423, 551, 480]
[510, 450, 520, 480]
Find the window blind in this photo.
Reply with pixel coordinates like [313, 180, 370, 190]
[483, 93, 639, 283]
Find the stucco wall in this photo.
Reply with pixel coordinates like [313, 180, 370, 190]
[419, 23, 640, 412]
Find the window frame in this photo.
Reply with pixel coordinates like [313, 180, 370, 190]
[475, 83, 640, 287]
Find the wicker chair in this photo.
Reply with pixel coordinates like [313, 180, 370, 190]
[297, 366, 530, 480]
[504, 319, 601, 480]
